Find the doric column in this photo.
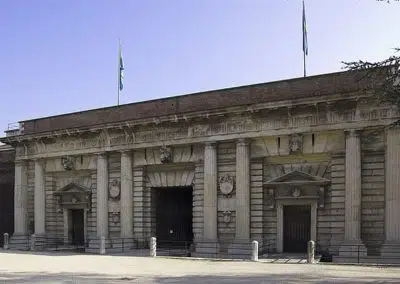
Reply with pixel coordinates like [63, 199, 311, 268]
[340, 130, 366, 256]
[34, 159, 45, 235]
[14, 160, 28, 235]
[381, 126, 400, 256]
[120, 150, 133, 238]
[235, 139, 250, 240]
[97, 153, 109, 238]
[203, 142, 217, 240]
[345, 130, 362, 241]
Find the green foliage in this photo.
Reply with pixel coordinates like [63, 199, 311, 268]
[343, 48, 400, 125]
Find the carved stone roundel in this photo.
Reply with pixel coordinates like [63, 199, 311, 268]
[109, 179, 120, 199]
[219, 174, 234, 195]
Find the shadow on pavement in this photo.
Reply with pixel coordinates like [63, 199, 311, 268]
[0, 271, 399, 284]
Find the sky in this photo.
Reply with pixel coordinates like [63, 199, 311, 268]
[0, 0, 400, 132]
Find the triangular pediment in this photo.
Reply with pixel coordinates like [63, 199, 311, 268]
[264, 170, 330, 186]
[54, 182, 90, 195]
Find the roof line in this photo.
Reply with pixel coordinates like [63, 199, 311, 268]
[18, 69, 352, 124]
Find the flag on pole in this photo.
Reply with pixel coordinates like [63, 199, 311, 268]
[119, 45, 124, 91]
[302, 0, 308, 56]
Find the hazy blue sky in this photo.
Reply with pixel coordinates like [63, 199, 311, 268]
[1, 0, 399, 131]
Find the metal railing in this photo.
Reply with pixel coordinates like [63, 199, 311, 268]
[7, 122, 19, 131]
[316, 243, 400, 265]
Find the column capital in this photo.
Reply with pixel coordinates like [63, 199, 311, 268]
[236, 138, 250, 146]
[386, 124, 400, 133]
[345, 129, 362, 138]
[95, 152, 108, 158]
[119, 149, 133, 155]
[15, 159, 28, 166]
[204, 141, 217, 148]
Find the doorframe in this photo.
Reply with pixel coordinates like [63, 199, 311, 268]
[63, 208, 88, 245]
[276, 199, 317, 253]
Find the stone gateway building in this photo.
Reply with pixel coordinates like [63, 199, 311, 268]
[1, 70, 400, 262]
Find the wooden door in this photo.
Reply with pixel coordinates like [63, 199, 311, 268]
[283, 205, 311, 253]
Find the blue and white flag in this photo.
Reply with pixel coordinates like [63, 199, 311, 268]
[119, 47, 124, 91]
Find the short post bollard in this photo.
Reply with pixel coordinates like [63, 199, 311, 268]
[251, 240, 259, 261]
[30, 234, 35, 251]
[3, 233, 9, 250]
[307, 240, 315, 264]
[100, 236, 106, 255]
[150, 237, 157, 257]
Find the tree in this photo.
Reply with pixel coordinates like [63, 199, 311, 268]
[342, 1, 400, 126]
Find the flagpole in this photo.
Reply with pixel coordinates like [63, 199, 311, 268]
[302, 0, 307, 77]
[117, 39, 121, 106]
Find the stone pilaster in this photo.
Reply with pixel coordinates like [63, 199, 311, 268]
[120, 150, 133, 238]
[203, 142, 217, 240]
[34, 159, 45, 235]
[235, 138, 250, 240]
[14, 160, 28, 235]
[381, 127, 400, 257]
[97, 153, 108, 238]
[339, 130, 367, 257]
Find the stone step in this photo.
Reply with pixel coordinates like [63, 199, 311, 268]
[7, 235, 30, 250]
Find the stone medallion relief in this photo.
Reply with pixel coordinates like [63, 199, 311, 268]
[109, 179, 121, 200]
[108, 179, 121, 222]
[218, 174, 235, 227]
[219, 174, 234, 196]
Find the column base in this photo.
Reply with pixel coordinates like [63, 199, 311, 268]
[338, 240, 367, 260]
[31, 234, 47, 251]
[192, 239, 220, 258]
[86, 237, 139, 254]
[380, 241, 400, 258]
[227, 239, 252, 259]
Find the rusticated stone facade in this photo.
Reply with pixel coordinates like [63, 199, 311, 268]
[1, 70, 400, 262]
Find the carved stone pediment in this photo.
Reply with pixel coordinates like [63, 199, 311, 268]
[264, 170, 330, 209]
[264, 170, 330, 186]
[54, 182, 92, 210]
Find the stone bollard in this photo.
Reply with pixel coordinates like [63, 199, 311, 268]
[307, 240, 315, 264]
[3, 233, 9, 250]
[100, 236, 106, 255]
[150, 237, 157, 257]
[30, 234, 36, 251]
[251, 240, 259, 261]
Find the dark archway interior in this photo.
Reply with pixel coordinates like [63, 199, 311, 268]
[153, 186, 193, 248]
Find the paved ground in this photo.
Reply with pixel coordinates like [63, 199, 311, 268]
[1, 250, 400, 283]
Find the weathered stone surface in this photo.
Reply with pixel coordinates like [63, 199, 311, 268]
[4, 71, 400, 261]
